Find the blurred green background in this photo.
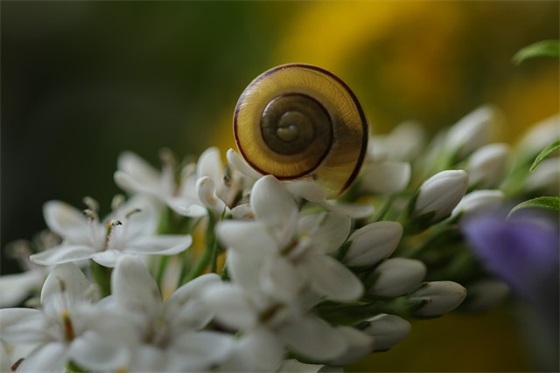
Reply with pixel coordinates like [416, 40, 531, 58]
[1, 1, 558, 371]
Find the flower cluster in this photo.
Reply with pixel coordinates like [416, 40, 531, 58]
[1, 106, 558, 372]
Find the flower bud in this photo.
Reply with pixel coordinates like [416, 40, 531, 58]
[327, 326, 374, 366]
[446, 106, 496, 158]
[360, 314, 411, 351]
[524, 157, 560, 195]
[517, 114, 560, 157]
[409, 281, 467, 317]
[360, 161, 411, 194]
[464, 280, 510, 312]
[369, 258, 426, 297]
[466, 143, 510, 188]
[452, 190, 504, 219]
[414, 170, 468, 223]
[343, 221, 403, 267]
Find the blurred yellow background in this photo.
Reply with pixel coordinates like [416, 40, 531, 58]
[1, 1, 558, 371]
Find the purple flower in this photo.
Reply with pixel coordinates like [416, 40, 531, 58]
[462, 213, 558, 301]
[462, 212, 559, 370]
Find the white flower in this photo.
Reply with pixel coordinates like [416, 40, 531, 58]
[218, 175, 363, 302]
[204, 282, 347, 371]
[0, 271, 45, 308]
[446, 106, 497, 158]
[326, 326, 374, 366]
[516, 114, 560, 157]
[109, 256, 233, 372]
[414, 170, 469, 223]
[466, 143, 510, 188]
[524, 157, 560, 195]
[452, 189, 504, 219]
[360, 314, 411, 351]
[369, 258, 426, 297]
[0, 263, 133, 372]
[30, 196, 191, 267]
[342, 221, 403, 268]
[359, 161, 411, 194]
[227, 149, 373, 219]
[369, 121, 426, 162]
[409, 281, 467, 317]
[114, 150, 206, 217]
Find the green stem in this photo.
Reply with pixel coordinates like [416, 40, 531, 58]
[91, 261, 112, 298]
[181, 211, 218, 283]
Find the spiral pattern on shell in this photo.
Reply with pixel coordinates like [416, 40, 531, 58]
[233, 63, 369, 198]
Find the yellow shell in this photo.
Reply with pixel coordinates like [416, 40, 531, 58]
[233, 63, 368, 198]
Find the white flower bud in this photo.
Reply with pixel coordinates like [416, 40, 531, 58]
[446, 106, 496, 158]
[410, 281, 467, 317]
[466, 143, 510, 188]
[525, 157, 560, 195]
[452, 189, 504, 219]
[464, 280, 510, 312]
[361, 314, 411, 351]
[414, 170, 468, 222]
[517, 114, 560, 157]
[327, 326, 374, 366]
[369, 258, 427, 297]
[343, 221, 403, 267]
[360, 161, 411, 194]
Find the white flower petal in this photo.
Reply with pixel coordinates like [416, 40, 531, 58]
[203, 283, 257, 330]
[238, 328, 284, 372]
[69, 332, 130, 371]
[17, 342, 68, 373]
[166, 196, 207, 217]
[227, 250, 266, 294]
[370, 258, 426, 297]
[327, 326, 374, 366]
[217, 221, 277, 256]
[261, 256, 304, 303]
[43, 201, 91, 243]
[41, 263, 91, 315]
[251, 175, 298, 243]
[362, 313, 411, 351]
[197, 147, 224, 182]
[128, 345, 165, 372]
[226, 149, 262, 180]
[30, 245, 95, 266]
[0, 308, 48, 343]
[285, 179, 326, 202]
[197, 176, 227, 213]
[304, 255, 363, 302]
[280, 316, 346, 360]
[0, 270, 45, 307]
[112, 256, 162, 320]
[166, 273, 221, 328]
[117, 151, 161, 189]
[360, 161, 411, 194]
[171, 331, 233, 370]
[125, 235, 192, 256]
[299, 213, 351, 254]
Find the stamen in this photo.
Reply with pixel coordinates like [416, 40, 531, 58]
[125, 208, 142, 219]
[82, 196, 99, 213]
[61, 309, 75, 341]
[10, 357, 24, 372]
[104, 220, 122, 249]
[111, 194, 126, 211]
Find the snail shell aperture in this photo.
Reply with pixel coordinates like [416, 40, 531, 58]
[233, 63, 369, 198]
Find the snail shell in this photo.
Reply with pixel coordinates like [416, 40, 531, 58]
[233, 63, 368, 198]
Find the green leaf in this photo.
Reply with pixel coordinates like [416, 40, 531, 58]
[508, 196, 560, 218]
[512, 40, 560, 65]
[529, 139, 560, 171]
